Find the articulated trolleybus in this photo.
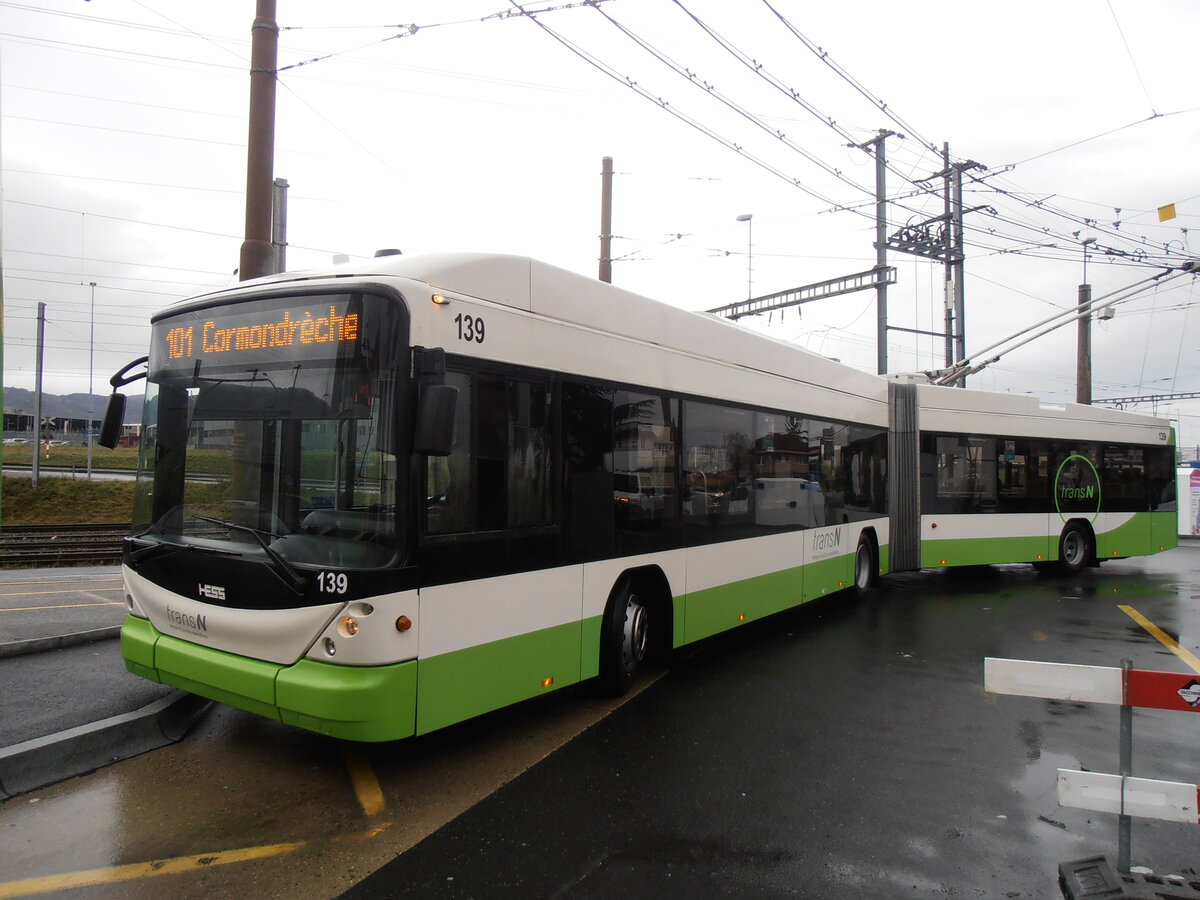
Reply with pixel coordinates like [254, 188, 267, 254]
[101, 253, 1177, 742]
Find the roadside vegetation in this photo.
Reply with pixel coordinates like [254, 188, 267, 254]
[1, 477, 135, 525]
[1, 446, 138, 525]
[2, 444, 139, 469]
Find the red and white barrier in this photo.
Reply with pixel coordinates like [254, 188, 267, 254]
[986, 656, 1200, 834]
[984, 657, 1200, 713]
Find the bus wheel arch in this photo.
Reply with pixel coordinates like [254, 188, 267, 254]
[852, 529, 879, 595]
[597, 566, 673, 696]
[1057, 519, 1095, 574]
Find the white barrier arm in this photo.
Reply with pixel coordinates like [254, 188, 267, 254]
[984, 658, 1123, 704]
[1058, 769, 1200, 825]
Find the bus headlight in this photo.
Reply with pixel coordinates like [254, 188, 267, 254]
[338, 616, 360, 637]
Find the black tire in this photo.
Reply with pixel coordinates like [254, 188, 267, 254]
[1057, 524, 1091, 575]
[852, 537, 875, 595]
[598, 582, 649, 696]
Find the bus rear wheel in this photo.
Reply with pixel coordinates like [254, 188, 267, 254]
[1057, 524, 1092, 575]
[599, 582, 648, 697]
[853, 537, 875, 595]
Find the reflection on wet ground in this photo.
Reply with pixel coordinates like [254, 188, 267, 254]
[0, 546, 1197, 899]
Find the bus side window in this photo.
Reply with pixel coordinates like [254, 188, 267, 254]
[424, 371, 552, 535]
[425, 371, 475, 535]
[507, 380, 552, 528]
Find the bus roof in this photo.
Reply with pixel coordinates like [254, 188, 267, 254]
[223, 252, 1171, 440]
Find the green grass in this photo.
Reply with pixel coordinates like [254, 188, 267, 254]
[3, 444, 238, 474]
[1, 477, 135, 525]
[2, 444, 139, 469]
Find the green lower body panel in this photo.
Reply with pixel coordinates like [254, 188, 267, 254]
[120, 615, 418, 742]
[920, 512, 1176, 569]
[921, 534, 1053, 569]
[580, 614, 603, 679]
[684, 565, 802, 645]
[802, 554, 853, 603]
[682, 554, 858, 645]
[416, 620, 582, 735]
[1096, 512, 1177, 560]
[1150, 511, 1179, 554]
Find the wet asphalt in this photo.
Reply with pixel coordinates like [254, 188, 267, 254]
[0, 566, 167, 749]
[341, 545, 1200, 900]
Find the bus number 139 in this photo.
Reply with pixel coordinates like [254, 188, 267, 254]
[317, 572, 348, 594]
[454, 313, 485, 343]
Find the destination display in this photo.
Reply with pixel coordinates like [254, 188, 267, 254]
[151, 294, 366, 376]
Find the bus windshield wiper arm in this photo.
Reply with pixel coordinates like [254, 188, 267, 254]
[128, 536, 187, 563]
[192, 515, 307, 594]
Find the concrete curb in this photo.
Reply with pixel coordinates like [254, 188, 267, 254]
[0, 690, 212, 799]
[0, 626, 122, 659]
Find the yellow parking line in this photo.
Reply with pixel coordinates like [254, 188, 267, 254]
[1119, 605, 1200, 675]
[0, 841, 305, 899]
[344, 749, 386, 817]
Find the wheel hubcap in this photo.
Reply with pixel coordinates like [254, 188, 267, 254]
[856, 546, 871, 590]
[622, 596, 648, 673]
[1064, 532, 1085, 566]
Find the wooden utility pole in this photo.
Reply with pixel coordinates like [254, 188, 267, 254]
[1076, 283, 1092, 405]
[240, 0, 279, 282]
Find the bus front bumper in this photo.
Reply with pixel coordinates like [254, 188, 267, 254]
[120, 615, 417, 742]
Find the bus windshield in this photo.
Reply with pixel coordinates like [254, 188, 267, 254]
[131, 291, 407, 569]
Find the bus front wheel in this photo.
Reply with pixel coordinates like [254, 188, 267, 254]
[599, 582, 648, 697]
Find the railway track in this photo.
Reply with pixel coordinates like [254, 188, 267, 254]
[0, 523, 130, 567]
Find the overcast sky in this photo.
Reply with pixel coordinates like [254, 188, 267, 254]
[3, 0, 1198, 453]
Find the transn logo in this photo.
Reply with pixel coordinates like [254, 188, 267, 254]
[198, 583, 226, 601]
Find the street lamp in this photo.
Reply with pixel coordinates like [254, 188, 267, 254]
[736, 214, 753, 299]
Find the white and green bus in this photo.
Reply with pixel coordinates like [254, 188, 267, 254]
[101, 252, 1177, 742]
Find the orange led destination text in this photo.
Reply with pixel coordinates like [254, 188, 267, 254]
[165, 307, 359, 359]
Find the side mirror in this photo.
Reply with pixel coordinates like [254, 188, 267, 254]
[98, 393, 127, 449]
[414, 383, 458, 456]
[98, 356, 148, 449]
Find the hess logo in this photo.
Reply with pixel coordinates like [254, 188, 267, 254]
[198, 583, 227, 601]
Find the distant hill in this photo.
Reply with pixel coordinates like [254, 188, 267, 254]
[2, 387, 144, 424]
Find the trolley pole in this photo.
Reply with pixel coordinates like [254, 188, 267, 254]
[239, 0, 278, 283]
[599, 156, 613, 284]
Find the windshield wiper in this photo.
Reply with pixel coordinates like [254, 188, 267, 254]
[192, 515, 307, 594]
[128, 535, 187, 564]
